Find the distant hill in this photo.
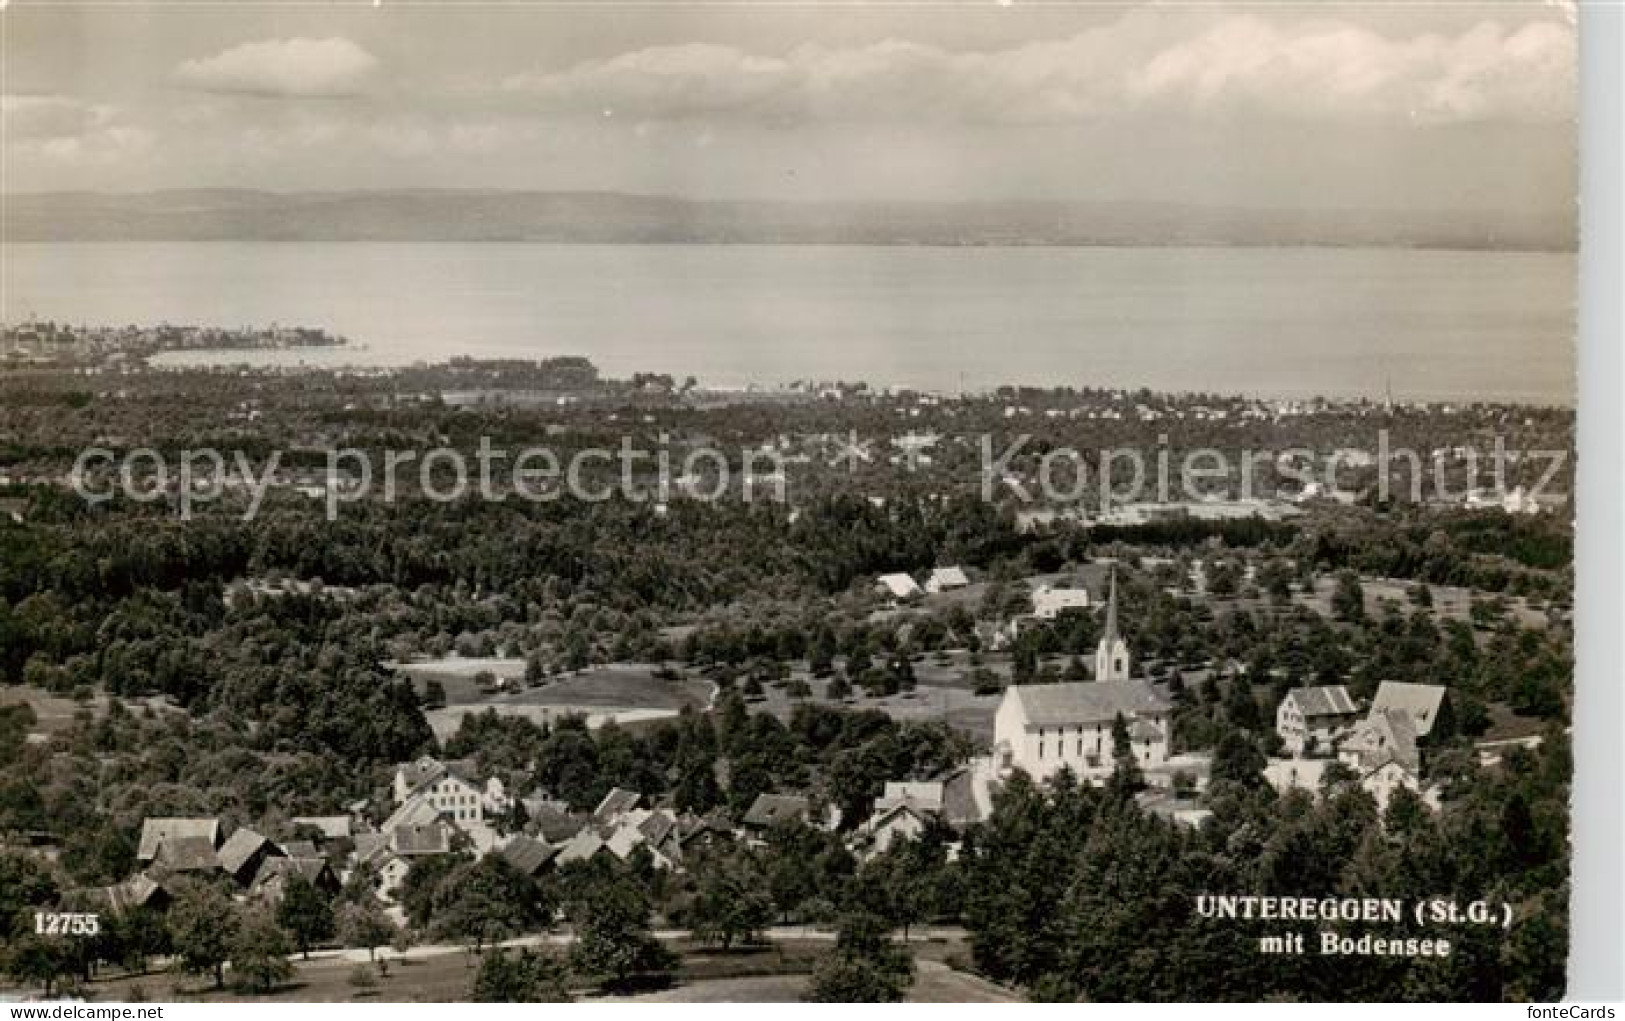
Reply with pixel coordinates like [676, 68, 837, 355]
[0, 189, 1575, 250]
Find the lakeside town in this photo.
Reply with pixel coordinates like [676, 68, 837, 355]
[0, 344, 1574, 1002]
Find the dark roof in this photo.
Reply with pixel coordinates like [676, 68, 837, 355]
[742, 793, 810, 829]
[217, 828, 276, 876]
[252, 856, 335, 893]
[1286, 685, 1358, 718]
[151, 835, 221, 874]
[526, 803, 585, 844]
[1009, 680, 1170, 727]
[637, 810, 679, 847]
[500, 836, 558, 876]
[390, 824, 450, 856]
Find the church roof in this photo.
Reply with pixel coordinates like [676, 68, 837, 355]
[1009, 680, 1169, 727]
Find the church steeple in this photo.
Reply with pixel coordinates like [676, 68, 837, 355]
[1101, 566, 1121, 645]
[1094, 566, 1131, 682]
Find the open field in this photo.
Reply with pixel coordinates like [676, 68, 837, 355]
[0, 685, 182, 737]
[68, 931, 1011, 1004]
[406, 662, 715, 740]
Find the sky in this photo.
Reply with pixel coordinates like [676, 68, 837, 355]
[0, 1, 1578, 222]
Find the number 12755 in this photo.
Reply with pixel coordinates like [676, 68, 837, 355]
[35, 911, 100, 936]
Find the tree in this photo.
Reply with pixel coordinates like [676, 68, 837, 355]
[229, 908, 294, 994]
[434, 856, 555, 951]
[686, 846, 773, 949]
[336, 900, 397, 962]
[5, 934, 74, 997]
[168, 882, 238, 988]
[1332, 571, 1366, 622]
[276, 874, 335, 958]
[805, 911, 913, 1002]
[565, 871, 674, 990]
[471, 948, 572, 1002]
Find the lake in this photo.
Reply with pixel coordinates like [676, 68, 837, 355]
[0, 242, 1576, 404]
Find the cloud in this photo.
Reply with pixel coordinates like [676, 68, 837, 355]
[2, 94, 107, 139]
[1, 94, 154, 164]
[173, 37, 378, 98]
[502, 13, 1574, 125]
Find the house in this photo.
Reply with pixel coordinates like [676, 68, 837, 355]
[499, 835, 559, 878]
[390, 822, 452, 858]
[392, 755, 507, 827]
[592, 787, 642, 825]
[1339, 710, 1427, 814]
[1340, 710, 1420, 776]
[1032, 584, 1091, 620]
[1092, 569, 1131, 681]
[287, 816, 354, 843]
[924, 567, 970, 594]
[137, 817, 221, 863]
[216, 827, 282, 886]
[741, 793, 811, 833]
[251, 856, 339, 903]
[1275, 685, 1359, 756]
[148, 836, 222, 878]
[856, 800, 929, 858]
[553, 829, 609, 867]
[994, 679, 1171, 783]
[875, 573, 923, 601]
[1368, 682, 1449, 739]
[90, 875, 171, 915]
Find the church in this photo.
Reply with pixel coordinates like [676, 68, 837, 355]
[994, 569, 1172, 783]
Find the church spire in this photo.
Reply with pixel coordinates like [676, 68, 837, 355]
[1094, 566, 1131, 682]
[1101, 565, 1120, 644]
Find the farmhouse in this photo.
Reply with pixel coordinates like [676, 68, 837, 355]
[1276, 685, 1359, 756]
[1368, 682, 1450, 739]
[875, 572, 923, 601]
[924, 566, 970, 593]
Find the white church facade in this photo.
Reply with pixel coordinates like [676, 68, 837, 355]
[994, 570, 1171, 784]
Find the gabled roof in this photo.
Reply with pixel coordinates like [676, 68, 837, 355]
[150, 835, 221, 874]
[91, 875, 168, 914]
[524, 802, 585, 844]
[1284, 685, 1358, 718]
[1370, 682, 1448, 737]
[926, 566, 969, 589]
[137, 817, 221, 861]
[636, 809, 679, 847]
[289, 816, 353, 841]
[1007, 680, 1169, 727]
[499, 835, 558, 876]
[278, 839, 320, 859]
[593, 787, 641, 823]
[381, 792, 443, 834]
[742, 793, 810, 829]
[877, 782, 943, 815]
[252, 855, 335, 893]
[217, 828, 277, 876]
[553, 829, 607, 865]
[390, 823, 451, 856]
[1344, 709, 1420, 774]
[876, 573, 922, 598]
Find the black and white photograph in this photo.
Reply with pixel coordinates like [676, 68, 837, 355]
[0, 0, 1610, 1005]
